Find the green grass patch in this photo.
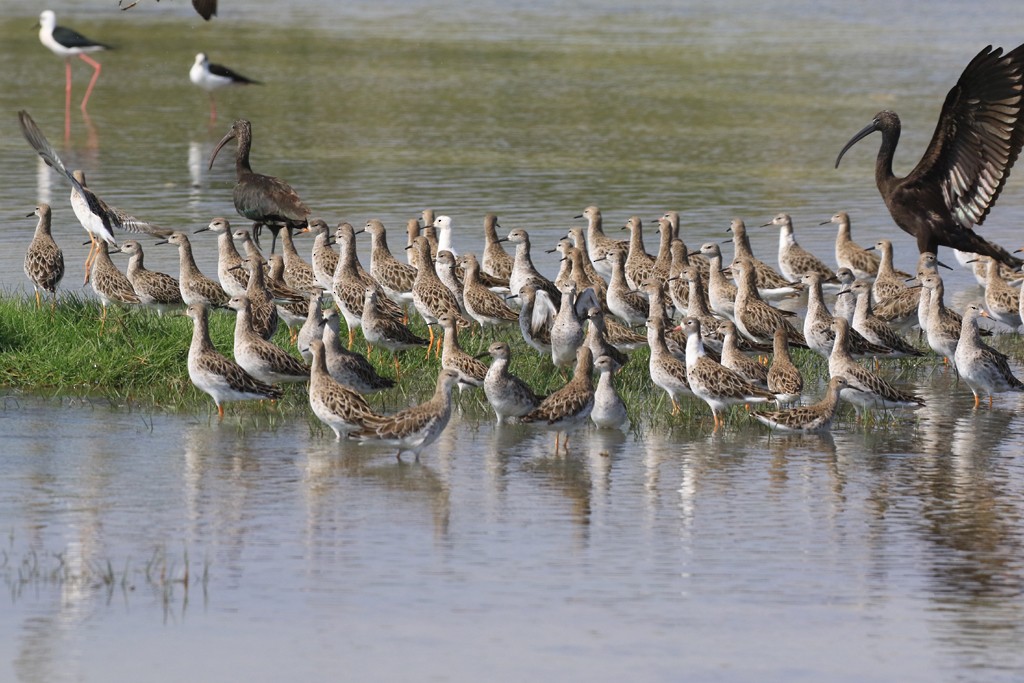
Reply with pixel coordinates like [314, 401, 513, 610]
[3, 291, 1017, 431]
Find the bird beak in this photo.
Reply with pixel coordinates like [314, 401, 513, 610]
[835, 118, 880, 168]
[26, 211, 35, 218]
[720, 238, 731, 245]
[759, 221, 772, 228]
[863, 245, 876, 251]
[193, 226, 210, 234]
[936, 259, 953, 270]
[836, 288, 850, 296]
[573, 213, 584, 219]
[154, 238, 169, 245]
[497, 237, 509, 243]
[545, 248, 557, 253]
[208, 129, 236, 170]
[818, 219, 833, 226]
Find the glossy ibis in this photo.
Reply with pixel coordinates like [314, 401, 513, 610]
[190, 53, 260, 123]
[208, 119, 310, 254]
[835, 44, 1024, 268]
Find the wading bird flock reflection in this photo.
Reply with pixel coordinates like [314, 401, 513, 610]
[17, 35, 1024, 458]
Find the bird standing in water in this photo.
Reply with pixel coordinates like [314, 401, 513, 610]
[208, 119, 310, 254]
[189, 53, 260, 123]
[36, 10, 111, 136]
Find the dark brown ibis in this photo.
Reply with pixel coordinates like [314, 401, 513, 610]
[208, 119, 310, 254]
[835, 44, 1024, 269]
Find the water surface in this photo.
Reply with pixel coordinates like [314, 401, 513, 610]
[2, 1, 1024, 681]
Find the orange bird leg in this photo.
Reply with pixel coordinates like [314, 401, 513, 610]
[425, 326, 435, 359]
[78, 53, 102, 111]
[83, 235, 98, 284]
[217, 404, 225, 420]
[64, 60, 73, 139]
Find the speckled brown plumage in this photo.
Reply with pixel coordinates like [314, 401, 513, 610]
[23, 203, 63, 307]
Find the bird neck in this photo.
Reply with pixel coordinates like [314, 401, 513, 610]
[310, 346, 329, 380]
[874, 126, 899, 188]
[442, 326, 461, 355]
[684, 331, 705, 367]
[177, 242, 202, 276]
[234, 131, 254, 176]
[608, 260, 629, 289]
[571, 361, 594, 391]
[832, 324, 852, 361]
[805, 281, 829, 317]
[484, 219, 499, 245]
[280, 229, 299, 260]
[234, 303, 255, 337]
[823, 382, 844, 409]
[731, 230, 753, 257]
[190, 312, 214, 353]
[127, 252, 143, 275]
[323, 321, 346, 354]
[772, 331, 791, 362]
[218, 231, 242, 259]
[853, 291, 872, 319]
[927, 285, 945, 315]
[489, 356, 510, 380]
[628, 226, 646, 255]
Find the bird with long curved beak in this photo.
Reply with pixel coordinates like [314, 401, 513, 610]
[208, 119, 310, 255]
[835, 43, 1024, 268]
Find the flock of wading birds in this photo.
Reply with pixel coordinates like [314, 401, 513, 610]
[19, 11, 1024, 457]
[20, 178, 1024, 456]
[19, 21, 1024, 455]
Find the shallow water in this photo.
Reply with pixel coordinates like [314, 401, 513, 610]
[2, 1, 1024, 681]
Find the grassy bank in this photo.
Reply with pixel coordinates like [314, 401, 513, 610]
[2, 291, 995, 431]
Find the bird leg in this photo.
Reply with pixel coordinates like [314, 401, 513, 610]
[64, 60, 73, 140]
[670, 397, 680, 415]
[78, 53, 103, 111]
[217, 404, 225, 420]
[347, 327, 355, 350]
[34, 289, 42, 310]
[208, 93, 217, 124]
[392, 354, 402, 380]
[83, 234, 98, 284]
[425, 326, 435, 359]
